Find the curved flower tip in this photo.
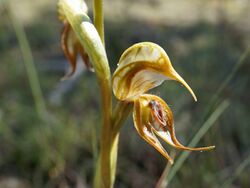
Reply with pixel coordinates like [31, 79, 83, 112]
[112, 42, 197, 101]
[133, 94, 214, 163]
[58, 0, 93, 80]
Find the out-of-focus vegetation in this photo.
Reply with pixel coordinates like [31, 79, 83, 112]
[0, 0, 249, 187]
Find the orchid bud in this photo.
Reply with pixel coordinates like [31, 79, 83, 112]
[58, 0, 93, 79]
[133, 94, 215, 163]
[112, 42, 197, 101]
[58, 0, 110, 82]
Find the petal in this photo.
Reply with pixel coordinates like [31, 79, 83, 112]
[78, 44, 93, 71]
[60, 23, 92, 80]
[112, 42, 197, 101]
[59, 0, 93, 80]
[143, 94, 215, 151]
[61, 23, 78, 79]
[133, 96, 174, 163]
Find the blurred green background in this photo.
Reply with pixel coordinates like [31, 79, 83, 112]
[0, 0, 250, 187]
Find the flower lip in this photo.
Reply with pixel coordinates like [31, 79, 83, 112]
[133, 96, 174, 163]
[133, 94, 215, 163]
[146, 95, 214, 151]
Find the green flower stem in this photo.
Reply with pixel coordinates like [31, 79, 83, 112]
[94, 101, 132, 188]
[93, 0, 105, 44]
[111, 101, 133, 182]
[61, 1, 133, 187]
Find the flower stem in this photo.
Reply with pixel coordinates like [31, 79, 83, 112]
[61, 1, 133, 187]
[93, 0, 105, 44]
[92, 1, 132, 187]
[94, 101, 132, 188]
[60, 1, 112, 186]
[91, 0, 114, 187]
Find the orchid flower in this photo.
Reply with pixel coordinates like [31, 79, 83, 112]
[112, 42, 215, 163]
[58, 0, 92, 79]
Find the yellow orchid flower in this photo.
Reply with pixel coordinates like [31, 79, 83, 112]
[112, 42, 214, 163]
[58, 0, 92, 79]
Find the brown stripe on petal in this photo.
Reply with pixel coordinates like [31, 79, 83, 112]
[118, 42, 163, 67]
[112, 61, 167, 100]
[78, 44, 93, 72]
[149, 100, 168, 128]
[61, 23, 77, 80]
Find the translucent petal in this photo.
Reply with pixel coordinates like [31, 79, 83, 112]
[144, 94, 215, 151]
[133, 94, 215, 160]
[153, 129, 215, 151]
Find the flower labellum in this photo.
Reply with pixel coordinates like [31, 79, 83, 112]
[133, 94, 215, 163]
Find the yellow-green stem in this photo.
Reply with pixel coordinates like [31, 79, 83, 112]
[61, 1, 132, 187]
[94, 101, 132, 188]
[97, 80, 113, 188]
[93, 0, 105, 44]
[91, 0, 113, 187]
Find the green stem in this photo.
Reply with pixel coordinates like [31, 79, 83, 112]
[111, 101, 132, 182]
[91, 0, 112, 187]
[61, 1, 133, 187]
[8, 4, 46, 118]
[94, 101, 132, 188]
[97, 81, 113, 188]
[60, 1, 112, 186]
[92, 1, 129, 187]
[93, 0, 105, 44]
